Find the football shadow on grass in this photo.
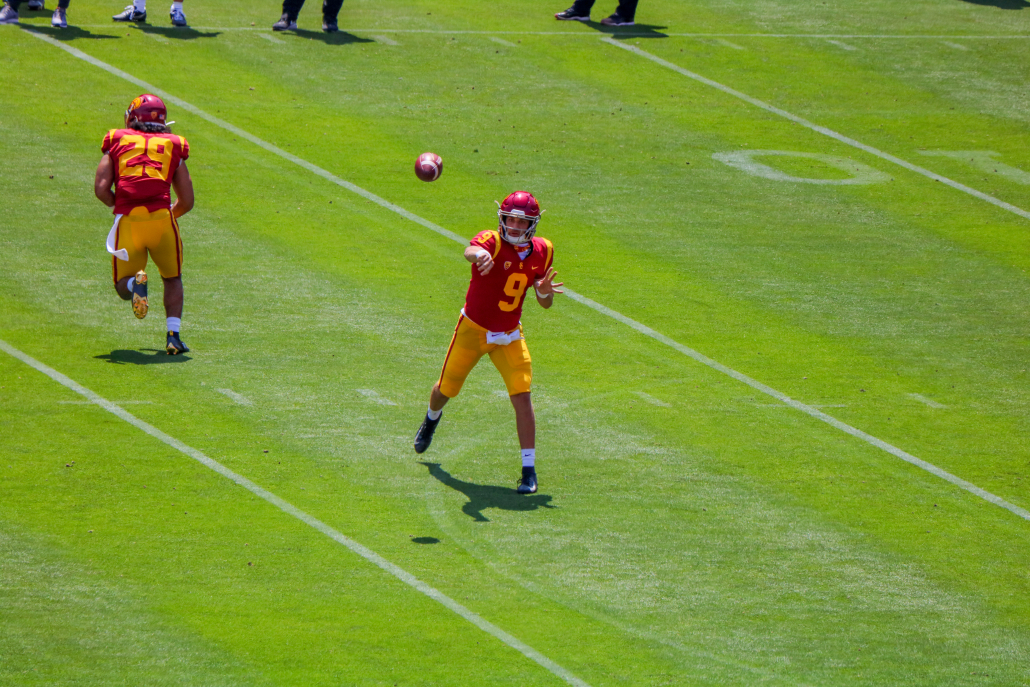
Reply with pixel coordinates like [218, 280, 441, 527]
[95, 349, 191, 364]
[421, 462, 554, 523]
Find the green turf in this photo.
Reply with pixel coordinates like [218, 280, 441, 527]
[2, 1, 1030, 685]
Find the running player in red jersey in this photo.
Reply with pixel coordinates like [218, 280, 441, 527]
[94, 94, 194, 354]
[414, 191, 564, 494]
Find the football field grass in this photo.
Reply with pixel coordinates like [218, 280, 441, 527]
[2, 0, 1029, 684]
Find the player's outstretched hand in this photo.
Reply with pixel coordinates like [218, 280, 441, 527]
[476, 250, 494, 275]
[534, 268, 564, 297]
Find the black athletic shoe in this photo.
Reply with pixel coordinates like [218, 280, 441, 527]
[272, 12, 296, 30]
[600, 12, 634, 26]
[27, 0, 45, 10]
[322, 17, 338, 32]
[166, 331, 190, 355]
[517, 468, 538, 494]
[554, 7, 589, 21]
[113, 5, 146, 22]
[413, 414, 441, 454]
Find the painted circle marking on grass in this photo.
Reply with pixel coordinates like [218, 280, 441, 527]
[712, 150, 890, 185]
[20, 28, 1030, 525]
[0, 338, 592, 687]
[601, 37, 1030, 223]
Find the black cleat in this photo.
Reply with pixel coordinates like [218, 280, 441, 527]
[272, 12, 296, 30]
[554, 6, 589, 21]
[600, 12, 634, 26]
[322, 17, 338, 32]
[113, 5, 146, 21]
[27, 0, 45, 10]
[166, 331, 190, 355]
[517, 468, 538, 494]
[413, 414, 441, 454]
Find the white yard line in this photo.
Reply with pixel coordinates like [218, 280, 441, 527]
[58, 399, 152, 405]
[825, 39, 858, 51]
[714, 38, 745, 50]
[256, 32, 286, 44]
[909, 393, 946, 409]
[22, 29, 1030, 525]
[216, 388, 254, 406]
[942, 41, 969, 51]
[356, 389, 397, 406]
[0, 339, 590, 687]
[489, 36, 519, 47]
[600, 37, 1030, 223]
[372, 35, 399, 45]
[633, 391, 672, 407]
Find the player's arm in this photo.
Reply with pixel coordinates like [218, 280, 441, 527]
[170, 161, 194, 219]
[94, 154, 116, 208]
[465, 244, 494, 275]
[533, 267, 564, 309]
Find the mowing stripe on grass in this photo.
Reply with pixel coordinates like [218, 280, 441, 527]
[0, 338, 591, 687]
[601, 37, 1030, 223]
[24, 27, 1030, 524]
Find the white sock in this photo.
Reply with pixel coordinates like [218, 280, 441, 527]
[521, 448, 535, 468]
[167, 317, 181, 333]
[126, 277, 135, 292]
[133, 0, 146, 12]
[427, 406, 442, 421]
[171, 1, 182, 11]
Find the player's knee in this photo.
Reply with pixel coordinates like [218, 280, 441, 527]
[438, 379, 462, 399]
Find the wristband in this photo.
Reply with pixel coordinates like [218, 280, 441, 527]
[535, 288, 553, 299]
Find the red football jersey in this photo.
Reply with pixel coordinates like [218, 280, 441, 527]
[463, 230, 555, 332]
[101, 128, 189, 215]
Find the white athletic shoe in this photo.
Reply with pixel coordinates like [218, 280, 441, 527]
[0, 4, 20, 23]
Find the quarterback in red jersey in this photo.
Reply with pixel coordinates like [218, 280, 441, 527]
[94, 94, 194, 354]
[414, 191, 564, 494]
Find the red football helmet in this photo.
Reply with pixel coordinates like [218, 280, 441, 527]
[125, 94, 167, 126]
[496, 191, 542, 246]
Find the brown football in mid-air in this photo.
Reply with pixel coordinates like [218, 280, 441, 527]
[415, 152, 443, 182]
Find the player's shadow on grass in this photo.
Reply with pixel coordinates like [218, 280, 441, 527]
[959, 0, 1028, 7]
[289, 29, 374, 45]
[95, 349, 190, 364]
[134, 25, 221, 40]
[582, 22, 668, 38]
[22, 25, 118, 40]
[421, 462, 554, 523]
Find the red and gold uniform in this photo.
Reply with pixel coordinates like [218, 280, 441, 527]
[437, 230, 555, 398]
[101, 128, 189, 283]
